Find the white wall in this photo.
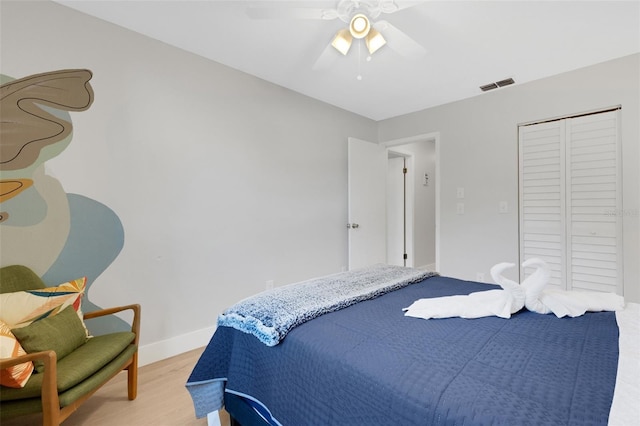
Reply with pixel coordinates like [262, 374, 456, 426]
[379, 54, 640, 302]
[2, 2, 638, 366]
[1, 0, 378, 364]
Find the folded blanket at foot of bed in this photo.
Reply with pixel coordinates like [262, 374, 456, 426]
[404, 258, 624, 320]
[218, 264, 438, 346]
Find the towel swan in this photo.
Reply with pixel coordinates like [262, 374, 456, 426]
[403, 267, 526, 320]
[491, 258, 552, 314]
[404, 258, 624, 320]
[491, 258, 624, 318]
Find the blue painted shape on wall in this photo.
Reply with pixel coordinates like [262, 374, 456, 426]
[41, 193, 129, 335]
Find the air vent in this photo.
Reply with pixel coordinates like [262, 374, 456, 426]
[480, 82, 498, 92]
[496, 78, 515, 87]
[480, 78, 515, 92]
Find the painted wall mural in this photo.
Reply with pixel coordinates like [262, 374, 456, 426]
[0, 69, 127, 334]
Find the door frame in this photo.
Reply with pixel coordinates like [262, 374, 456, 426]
[386, 148, 415, 267]
[382, 132, 440, 271]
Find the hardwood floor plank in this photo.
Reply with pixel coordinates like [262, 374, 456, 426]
[2, 347, 229, 426]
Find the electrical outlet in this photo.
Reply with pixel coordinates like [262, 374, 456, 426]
[456, 187, 465, 199]
[456, 203, 465, 214]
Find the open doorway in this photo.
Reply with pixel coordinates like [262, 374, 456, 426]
[387, 150, 413, 266]
[383, 134, 438, 270]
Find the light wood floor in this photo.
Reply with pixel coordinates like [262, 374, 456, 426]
[3, 347, 231, 426]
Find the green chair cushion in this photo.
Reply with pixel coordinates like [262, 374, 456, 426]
[0, 265, 46, 293]
[0, 343, 137, 419]
[12, 306, 88, 373]
[1, 331, 135, 401]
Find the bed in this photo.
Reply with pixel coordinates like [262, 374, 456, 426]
[186, 265, 639, 426]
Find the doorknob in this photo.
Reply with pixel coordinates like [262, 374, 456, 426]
[347, 223, 360, 229]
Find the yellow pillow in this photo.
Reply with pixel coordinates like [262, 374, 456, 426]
[0, 319, 34, 388]
[0, 277, 88, 336]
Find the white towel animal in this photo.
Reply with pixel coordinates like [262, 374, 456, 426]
[405, 258, 624, 321]
[403, 273, 525, 320]
[491, 258, 552, 314]
[490, 258, 625, 318]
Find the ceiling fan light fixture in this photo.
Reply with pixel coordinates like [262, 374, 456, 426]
[331, 29, 353, 55]
[349, 13, 370, 39]
[365, 27, 386, 54]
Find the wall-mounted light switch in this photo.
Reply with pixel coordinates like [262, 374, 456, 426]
[457, 203, 465, 214]
[456, 187, 465, 199]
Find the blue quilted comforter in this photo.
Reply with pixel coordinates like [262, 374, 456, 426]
[187, 275, 619, 425]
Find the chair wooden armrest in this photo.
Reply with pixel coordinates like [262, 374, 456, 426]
[0, 350, 60, 425]
[83, 304, 141, 345]
[83, 303, 141, 401]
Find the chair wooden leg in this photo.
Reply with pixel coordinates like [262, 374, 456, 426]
[42, 410, 60, 426]
[41, 351, 61, 426]
[127, 353, 138, 400]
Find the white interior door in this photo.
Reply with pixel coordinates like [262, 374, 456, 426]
[348, 137, 387, 270]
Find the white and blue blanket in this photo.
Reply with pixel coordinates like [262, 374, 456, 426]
[218, 264, 437, 346]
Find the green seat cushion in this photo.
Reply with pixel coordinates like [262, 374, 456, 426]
[0, 343, 137, 419]
[12, 306, 88, 373]
[1, 331, 135, 401]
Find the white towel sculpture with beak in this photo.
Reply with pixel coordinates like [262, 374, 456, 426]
[403, 270, 526, 320]
[491, 258, 625, 318]
[404, 258, 624, 320]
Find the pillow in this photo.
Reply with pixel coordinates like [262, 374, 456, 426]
[0, 319, 34, 388]
[0, 277, 89, 336]
[12, 305, 88, 373]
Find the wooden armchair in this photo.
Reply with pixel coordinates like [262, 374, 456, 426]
[0, 265, 140, 425]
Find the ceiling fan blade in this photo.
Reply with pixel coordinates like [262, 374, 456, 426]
[379, 0, 426, 15]
[312, 43, 341, 71]
[246, 7, 337, 20]
[374, 20, 426, 57]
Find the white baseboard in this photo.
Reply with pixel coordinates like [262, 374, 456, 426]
[417, 263, 437, 271]
[138, 325, 216, 367]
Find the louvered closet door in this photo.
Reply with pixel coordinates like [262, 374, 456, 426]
[519, 109, 622, 294]
[519, 120, 566, 289]
[566, 111, 622, 293]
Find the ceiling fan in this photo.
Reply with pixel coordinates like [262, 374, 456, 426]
[246, 1, 426, 70]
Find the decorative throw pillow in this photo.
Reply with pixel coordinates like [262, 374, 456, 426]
[0, 277, 89, 336]
[0, 319, 35, 388]
[12, 305, 89, 373]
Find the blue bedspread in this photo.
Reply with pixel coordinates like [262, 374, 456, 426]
[187, 275, 619, 425]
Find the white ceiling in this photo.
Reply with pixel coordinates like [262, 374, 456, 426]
[53, 0, 640, 121]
